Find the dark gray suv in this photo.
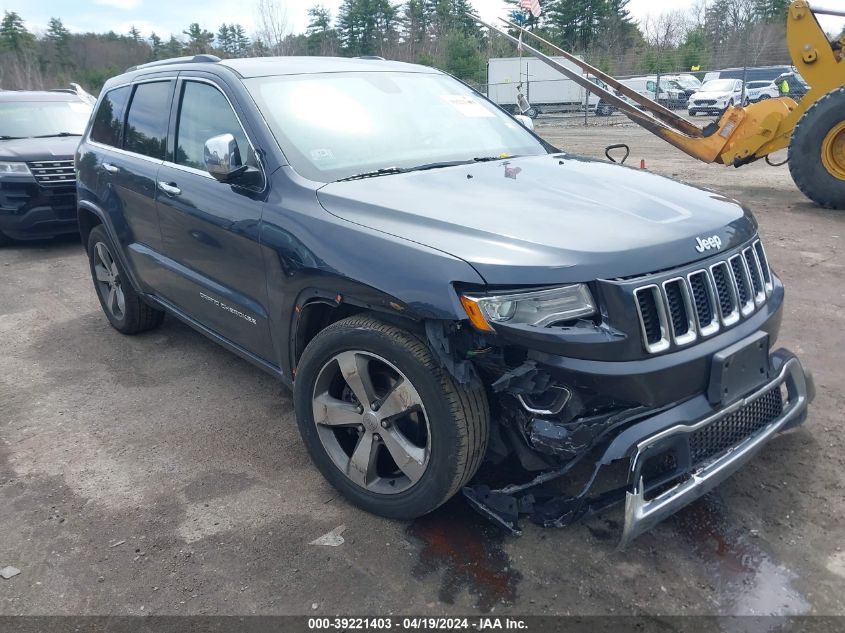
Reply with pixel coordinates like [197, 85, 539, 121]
[0, 91, 92, 244]
[76, 55, 814, 545]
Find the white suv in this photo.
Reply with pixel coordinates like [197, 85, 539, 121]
[745, 80, 780, 103]
[688, 79, 744, 116]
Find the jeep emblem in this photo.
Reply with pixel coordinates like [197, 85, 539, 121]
[695, 235, 723, 253]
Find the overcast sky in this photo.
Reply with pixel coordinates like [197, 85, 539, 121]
[4, 0, 843, 39]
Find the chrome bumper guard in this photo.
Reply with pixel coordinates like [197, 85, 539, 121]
[620, 357, 810, 548]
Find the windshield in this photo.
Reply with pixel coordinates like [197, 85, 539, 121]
[700, 79, 737, 92]
[0, 100, 92, 139]
[674, 76, 701, 89]
[245, 71, 548, 182]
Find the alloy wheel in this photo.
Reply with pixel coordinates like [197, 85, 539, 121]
[93, 241, 126, 320]
[311, 350, 431, 495]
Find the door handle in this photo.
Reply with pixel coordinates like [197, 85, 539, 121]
[101, 162, 119, 174]
[157, 181, 182, 196]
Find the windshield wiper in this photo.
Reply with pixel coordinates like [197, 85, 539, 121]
[32, 132, 82, 138]
[336, 156, 518, 181]
[0, 135, 23, 140]
[404, 156, 515, 173]
[336, 167, 406, 182]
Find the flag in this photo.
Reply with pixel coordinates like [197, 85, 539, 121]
[519, 0, 541, 18]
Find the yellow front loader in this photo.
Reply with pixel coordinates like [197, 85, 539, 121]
[471, 1, 845, 210]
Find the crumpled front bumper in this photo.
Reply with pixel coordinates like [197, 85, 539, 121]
[464, 348, 814, 544]
[619, 353, 813, 547]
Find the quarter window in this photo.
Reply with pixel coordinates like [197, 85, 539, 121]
[124, 81, 172, 160]
[90, 86, 131, 147]
[175, 81, 253, 171]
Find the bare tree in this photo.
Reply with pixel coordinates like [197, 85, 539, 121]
[255, 0, 289, 55]
[642, 10, 688, 72]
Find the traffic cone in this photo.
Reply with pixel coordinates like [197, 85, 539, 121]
[640, 159, 647, 169]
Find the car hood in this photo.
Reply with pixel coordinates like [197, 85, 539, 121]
[0, 136, 80, 161]
[691, 90, 732, 100]
[316, 154, 757, 285]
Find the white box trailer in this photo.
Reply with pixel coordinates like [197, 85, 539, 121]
[487, 56, 604, 116]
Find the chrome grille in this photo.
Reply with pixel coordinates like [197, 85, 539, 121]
[27, 160, 75, 186]
[635, 240, 772, 353]
[689, 386, 783, 465]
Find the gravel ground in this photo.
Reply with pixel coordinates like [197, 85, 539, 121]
[1, 121, 843, 618]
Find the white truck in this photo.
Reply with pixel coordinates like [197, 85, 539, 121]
[486, 56, 610, 117]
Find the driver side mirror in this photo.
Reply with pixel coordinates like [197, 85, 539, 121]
[204, 133, 247, 183]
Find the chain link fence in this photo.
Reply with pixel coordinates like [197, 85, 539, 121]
[475, 53, 807, 130]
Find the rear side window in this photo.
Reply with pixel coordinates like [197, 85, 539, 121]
[124, 81, 172, 160]
[90, 86, 131, 147]
[175, 81, 254, 170]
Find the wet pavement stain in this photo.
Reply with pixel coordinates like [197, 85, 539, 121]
[407, 497, 522, 612]
[673, 493, 810, 617]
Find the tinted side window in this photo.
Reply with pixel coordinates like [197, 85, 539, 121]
[90, 86, 131, 147]
[175, 81, 254, 170]
[124, 81, 172, 159]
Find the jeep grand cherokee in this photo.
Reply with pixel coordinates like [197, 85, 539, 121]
[0, 91, 93, 244]
[76, 55, 814, 545]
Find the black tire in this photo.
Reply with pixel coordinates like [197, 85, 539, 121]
[86, 225, 164, 334]
[525, 107, 538, 119]
[788, 88, 845, 210]
[759, 94, 770, 101]
[293, 314, 489, 520]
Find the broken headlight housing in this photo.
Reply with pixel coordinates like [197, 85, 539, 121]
[461, 284, 596, 331]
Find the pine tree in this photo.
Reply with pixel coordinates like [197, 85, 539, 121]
[217, 24, 233, 54]
[128, 25, 142, 42]
[754, 0, 789, 23]
[165, 35, 184, 57]
[46, 17, 70, 46]
[183, 23, 214, 54]
[337, 0, 398, 57]
[149, 32, 164, 60]
[233, 25, 250, 56]
[0, 11, 34, 53]
[306, 6, 336, 55]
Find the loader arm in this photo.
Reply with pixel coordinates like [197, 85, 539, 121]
[472, 1, 844, 170]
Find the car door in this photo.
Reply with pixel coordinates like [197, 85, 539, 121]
[84, 80, 173, 289]
[154, 77, 272, 359]
[111, 79, 175, 287]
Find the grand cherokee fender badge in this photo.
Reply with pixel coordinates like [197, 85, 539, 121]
[695, 235, 723, 253]
[200, 292, 257, 325]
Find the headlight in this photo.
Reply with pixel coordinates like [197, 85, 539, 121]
[460, 285, 596, 331]
[0, 161, 31, 175]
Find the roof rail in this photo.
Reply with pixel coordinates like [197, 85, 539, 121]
[126, 54, 221, 73]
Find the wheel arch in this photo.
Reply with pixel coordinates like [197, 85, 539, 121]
[290, 288, 429, 378]
[77, 200, 145, 293]
[77, 204, 102, 247]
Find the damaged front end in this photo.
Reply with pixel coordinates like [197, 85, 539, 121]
[427, 268, 814, 546]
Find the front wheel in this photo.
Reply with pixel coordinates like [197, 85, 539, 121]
[293, 315, 489, 519]
[788, 87, 845, 210]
